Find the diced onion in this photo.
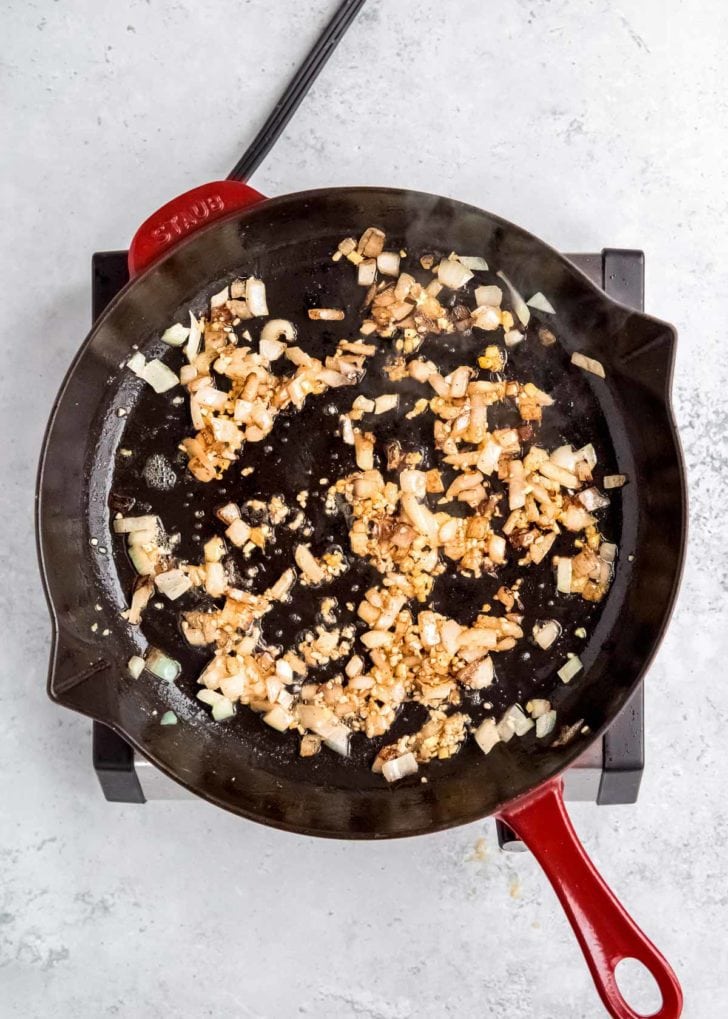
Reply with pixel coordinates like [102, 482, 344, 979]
[558, 656, 583, 683]
[459, 656, 494, 689]
[260, 319, 296, 344]
[353, 395, 375, 412]
[216, 502, 241, 525]
[322, 727, 350, 757]
[160, 710, 178, 726]
[146, 648, 181, 682]
[358, 227, 386, 257]
[604, 474, 627, 489]
[508, 478, 526, 513]
[550, 445, 578, 471]
[496, 270, 530, 327]
[358, 259, 377, 286]
[377, 251, 401, 276]
[526, 698, 551, 718]
[197, 688, 223, 705]
[474, 717, 500, 754]
[536, 710, 557, 738]
[278, 689, 294, 709]
[197, 387, 227, 410]
[161, 323, 190, 346]
[501, 703, 534, 737]
[382, 752, 418, 782]
[438, 258, 473, 289]
[401, 493, 438, 539]
[295, 544, 325, 584]
[220, 674, 245, 700]
[308, 307, 345, 321]
[211, 697, 235, 721]
[488, 534, 506, 564]
[600, 542, 617, 563]
[508, 463, 526, 510]
[275, 658, 294, 683]
[526, 292, 556, 314]
[263, 704, 294, 732]
[266, 675, 283, 704]
[374, 394, 398, 414]
[561, 504, 596, 532]
[505, 329, 525, 347]
[204, 561, 227, 598]
[337, 237, 356, 257]
[474, 284, 503, 307]
[127, 528, 158, 549]
[400, 469, 426, 497]
[458, 255, 489, 271]
[340, 415, 355, 445]
[577, 443, 597, 469]
[226, 518, 251, 547]
[353, 430, 374, 470]
[128, 545, 155, 576]
[113, 515, 159, 534]
[267, 568, 295, 603]
[140, 359, 179, 393]
[209, 285, 229, 308]
[155, 569, 192, 601]
[496, 716, 515, 742]
[533, 619, 561, 650]
[127, 351, 146, 375]
[394, 273, 415, 300]
[578, 487, 610, 511]
[557, 558, 573, 594]
[540, 461, 578, 489]
[297, 704, 351, 756]
[127, 655, 145, 679]
[259, 337, 285, 362]
[477, 440, 502, 475]
[185, 312, 202, 363]
[598, 558, 613, 586]
[245, 278, 269, 317]
[571, 352, 605, 378]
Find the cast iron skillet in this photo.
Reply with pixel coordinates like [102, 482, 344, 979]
[37, 182, 686, 1019]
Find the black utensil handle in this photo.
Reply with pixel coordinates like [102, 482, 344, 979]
[228, 0, 367, 183]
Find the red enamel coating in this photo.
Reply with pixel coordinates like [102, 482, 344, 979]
[498, 779, 683, 1018]
[128, 180, 266, 276]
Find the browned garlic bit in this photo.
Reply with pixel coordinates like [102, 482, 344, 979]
[176, 279, 376, 483]
[117, 227, 621, 778]
[374, 711, 470, 775]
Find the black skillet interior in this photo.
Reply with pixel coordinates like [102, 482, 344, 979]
[37, 187, 686, 836]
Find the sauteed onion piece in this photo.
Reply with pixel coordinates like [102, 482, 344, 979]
[571, 351, 605, 378]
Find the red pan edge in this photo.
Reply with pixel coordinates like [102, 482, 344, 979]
[70, 181, 684, 1018]
[128, 180, 267, 275]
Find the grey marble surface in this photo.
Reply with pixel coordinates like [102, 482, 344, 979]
[2, 1, 727, 1016]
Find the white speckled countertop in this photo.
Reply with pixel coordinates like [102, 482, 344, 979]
[2, 1, 727, 1016]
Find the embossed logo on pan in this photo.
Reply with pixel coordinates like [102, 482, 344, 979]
[151, 194, 225, 243]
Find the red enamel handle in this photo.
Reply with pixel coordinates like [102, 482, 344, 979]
[498, 779, 683, 1019]
[128, 180, 267, 277]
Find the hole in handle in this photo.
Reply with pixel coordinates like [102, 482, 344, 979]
[614, 957, 663, 1017]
